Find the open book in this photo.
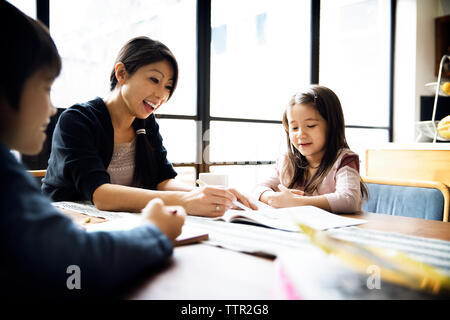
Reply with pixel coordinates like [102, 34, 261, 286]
[217, 205, 367, 232]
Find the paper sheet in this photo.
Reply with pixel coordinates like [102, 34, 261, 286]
[54, 201, 208, 246]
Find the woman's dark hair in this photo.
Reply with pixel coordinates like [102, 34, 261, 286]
[110, 36, 179, 189]
[281, 85, 368, 198]
[0, 1, 61, 111]
[109, 36, 178, 95]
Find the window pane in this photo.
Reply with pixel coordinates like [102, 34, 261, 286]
[7, 0, 36, 18]
[209, 121, 284, 163]
[210, 0, 311, 121]
[157, 119, 197, 164]
[50, 0, 196, 115]
[345, 127, 389, 175]
[320, 0, 391, 127]
[173, 166, 196, 187]
[210, 164, 274, 195]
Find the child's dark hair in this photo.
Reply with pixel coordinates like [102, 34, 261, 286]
[110, 36, 178, 189]
[0, 1, 61, 111]
[281, 85, 368, 198]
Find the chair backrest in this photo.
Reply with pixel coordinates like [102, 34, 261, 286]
[362, 176, 449, 222]
[26, 170, 46, 187]
[365, 148, 450, 187]
[28, 170, 46, 178]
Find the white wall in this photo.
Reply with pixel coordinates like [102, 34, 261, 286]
[415, 0, 438, 118]
[394, 0, 418, 143]
[394, 0, 449, 143]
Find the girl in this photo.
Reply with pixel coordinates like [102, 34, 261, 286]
[42, 36, 256, 216]
[254, 85, 367, 213]
[0, 1, 184, 298]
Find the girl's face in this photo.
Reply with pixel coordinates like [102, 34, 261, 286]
[119, 60, 174, 119]
[287, 103, 328, 164]
[0, 68, 56, 155]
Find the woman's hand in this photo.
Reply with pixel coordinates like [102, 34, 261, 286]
[263, 184, 305, 208]
[180, 186, 257, 217]
[141, 198, 185, 241]
[227, 187, 259, 211]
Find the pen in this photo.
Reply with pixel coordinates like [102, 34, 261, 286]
[196, 179, 251, 211]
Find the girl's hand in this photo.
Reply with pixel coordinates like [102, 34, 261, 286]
[142, 198, 185, 241]
[266, 184, 305, 208]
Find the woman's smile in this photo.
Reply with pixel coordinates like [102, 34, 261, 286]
[143, 100, 158, 114]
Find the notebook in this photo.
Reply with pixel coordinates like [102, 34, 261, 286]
[85, 217, 209, 247]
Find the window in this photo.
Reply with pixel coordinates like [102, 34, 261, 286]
[50, 0, 196, 116]
[320, 0, 392, 151]
[6, 0, 36, 18]
[209, 0, 311, 188]
[209, 121, 284, 163]
[211, 0, 311, 121]
[157, 119, 197, 164]
[50, 0, 197, 182]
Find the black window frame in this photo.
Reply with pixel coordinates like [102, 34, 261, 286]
[35, 0, 395, 179]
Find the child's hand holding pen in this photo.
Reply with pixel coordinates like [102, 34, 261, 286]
[142, 198, 186, 242]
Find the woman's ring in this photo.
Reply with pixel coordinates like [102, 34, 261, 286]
[216, 205, 220, 212]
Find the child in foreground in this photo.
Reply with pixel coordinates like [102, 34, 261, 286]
[0, 1, 184, 298]
[254, 85, 367, 213]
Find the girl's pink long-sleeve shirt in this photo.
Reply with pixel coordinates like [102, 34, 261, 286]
[253, 148, 363, 213]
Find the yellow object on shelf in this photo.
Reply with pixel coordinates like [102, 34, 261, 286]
[437, 115, 450, 139]
[442, 82, 450, 95]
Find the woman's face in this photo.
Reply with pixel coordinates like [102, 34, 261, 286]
[287, 103, 328, 164]
[0, 68, 56, 155]
[120, 60, 174, 119]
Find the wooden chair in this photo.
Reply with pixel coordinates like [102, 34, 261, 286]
[365, 148, 450, 187]
[362, 176, 449, 222]
[27, 169, 46, 187]
[28, 170, 46, 178]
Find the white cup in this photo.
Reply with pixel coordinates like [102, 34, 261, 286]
[199, 173, 229, 187]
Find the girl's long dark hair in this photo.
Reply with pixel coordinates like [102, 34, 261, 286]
[281, 85, 367, 198]
[110, 36, 178, 189]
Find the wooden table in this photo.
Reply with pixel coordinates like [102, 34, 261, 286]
[341, 212, 450, 241]
[126, 212, 450, 300]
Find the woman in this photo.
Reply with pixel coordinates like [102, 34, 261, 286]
[42, 36, 256, 216]
[0, 1, 184, 298]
